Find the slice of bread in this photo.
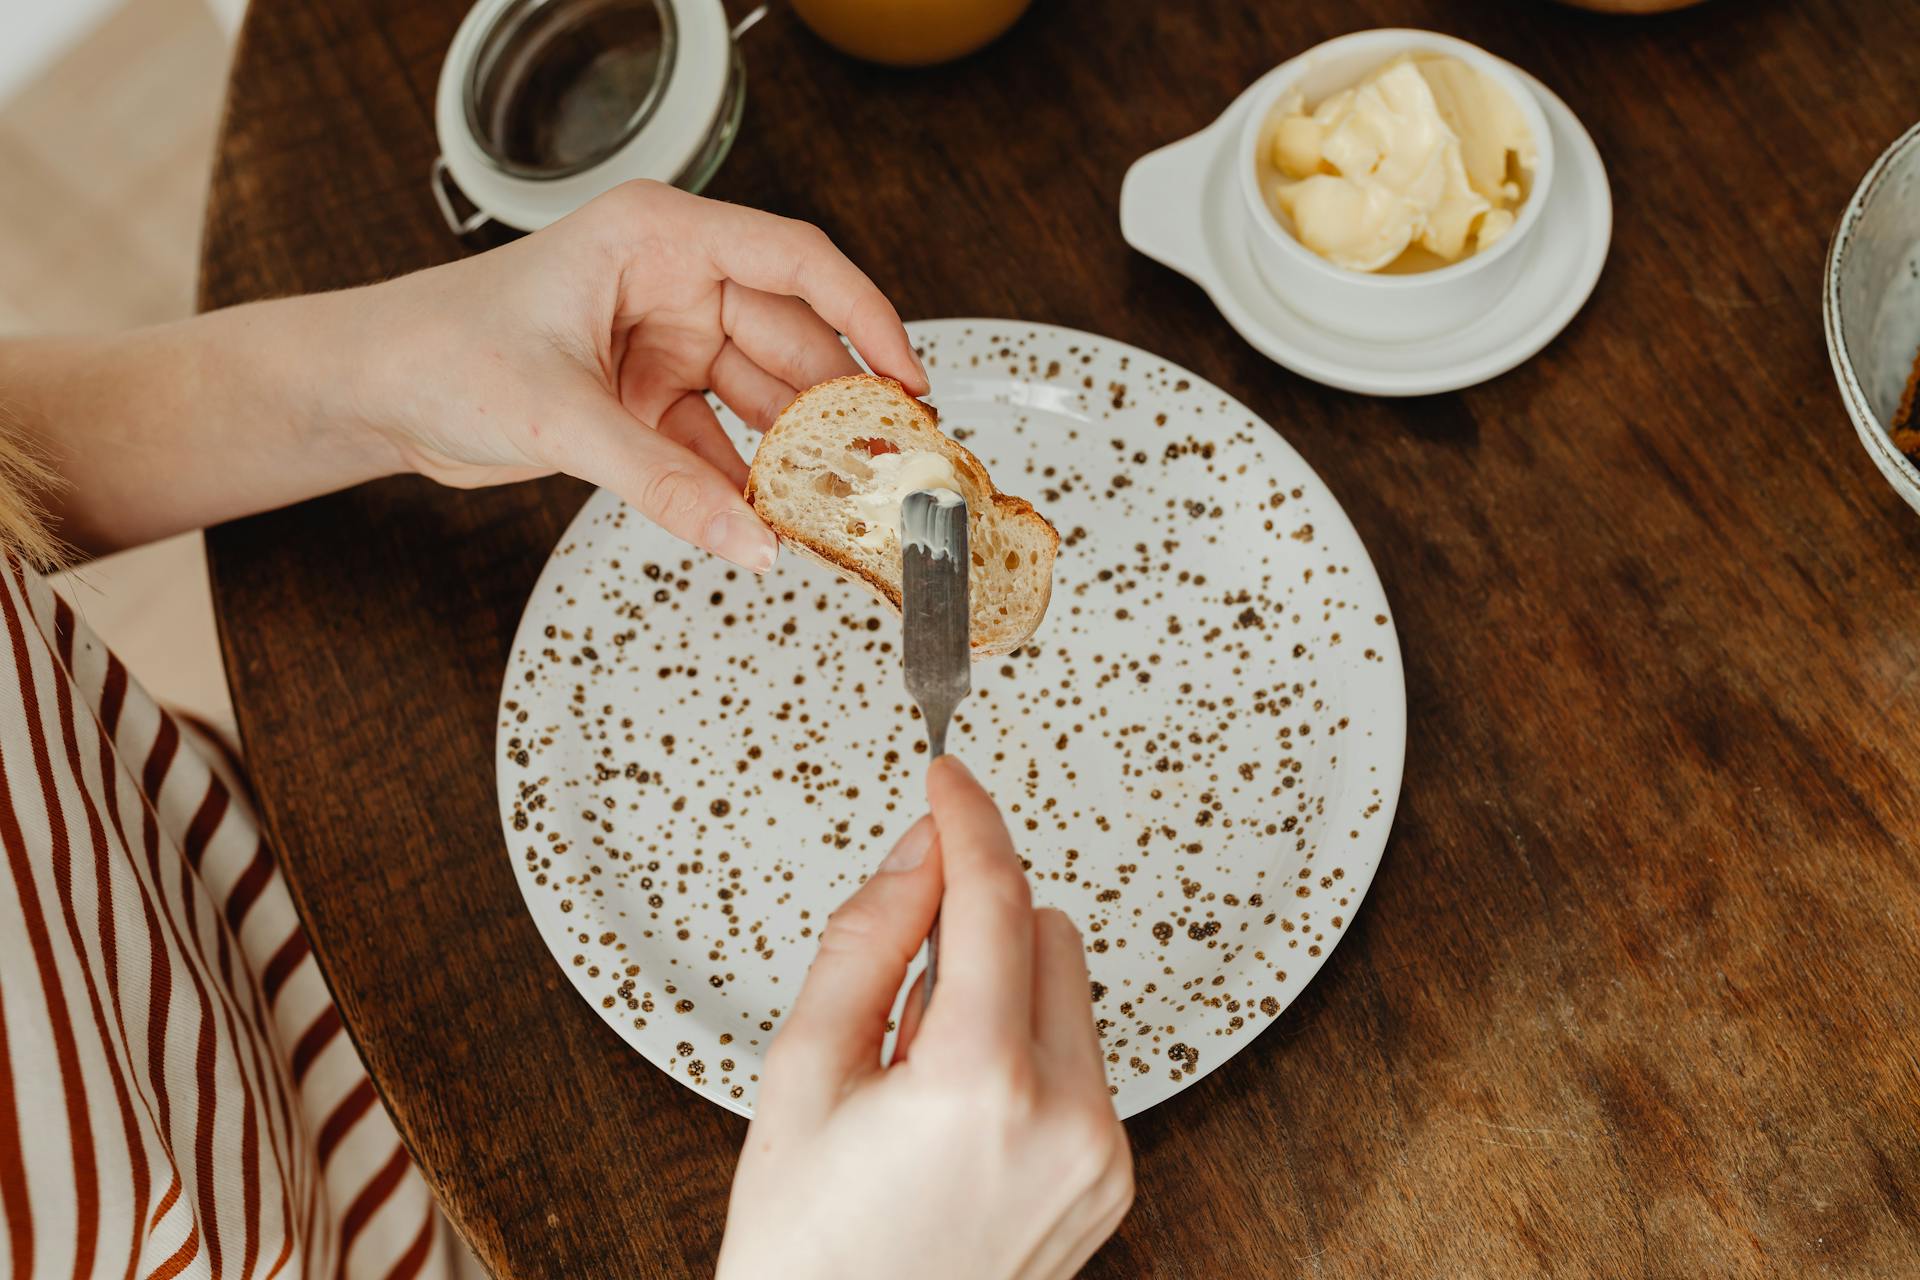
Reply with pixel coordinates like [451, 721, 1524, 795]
[744, 375, 1058, 657]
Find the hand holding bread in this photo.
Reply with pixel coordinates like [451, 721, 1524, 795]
[360, 180, 928, 576]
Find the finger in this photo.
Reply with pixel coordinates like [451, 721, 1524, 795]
[658, 391, 748, 489]
[710, 341, 798, 433]
[1032, 908, 1104, 1075]
[769, 817, 944, 1101]
[722, 283, 863, 392]
[546, 388, 776, 573]
[923, 756, 1033, 1048]
[887, 964, 930, 1066]
[692, 202, 927, 394]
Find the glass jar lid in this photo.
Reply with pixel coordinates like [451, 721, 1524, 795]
[466, 0, 678, 180]
[434, 0, 742, 232]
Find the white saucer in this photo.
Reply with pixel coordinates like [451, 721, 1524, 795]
[1120, 68, 1612, 397]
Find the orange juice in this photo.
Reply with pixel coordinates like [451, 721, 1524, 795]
[791, 0, 1034, 67]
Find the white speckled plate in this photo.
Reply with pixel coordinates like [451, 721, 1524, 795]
[496, 320, 1406, 1119]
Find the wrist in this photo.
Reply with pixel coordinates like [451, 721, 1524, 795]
[295, 280, 419, 484]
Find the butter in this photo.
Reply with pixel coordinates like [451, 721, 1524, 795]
[850, 451, 965, 548]
[1266, 54, 1535, 273]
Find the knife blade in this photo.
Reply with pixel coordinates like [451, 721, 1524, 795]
[900, 487, 970, 998]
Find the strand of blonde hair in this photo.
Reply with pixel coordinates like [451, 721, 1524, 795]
[0, 396, 68, 571]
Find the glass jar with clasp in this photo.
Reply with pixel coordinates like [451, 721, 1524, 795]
[433, 0, 765, 234]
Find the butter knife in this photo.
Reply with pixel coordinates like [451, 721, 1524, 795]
[901, 488, 970, 997]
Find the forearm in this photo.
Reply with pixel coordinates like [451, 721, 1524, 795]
[0, 287, 407, 557]
[0, 183, 933, 568]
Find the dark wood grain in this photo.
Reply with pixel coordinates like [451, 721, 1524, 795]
[200, 1, 1920, 1274]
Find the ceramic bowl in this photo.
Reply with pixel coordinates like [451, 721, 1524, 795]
[1237, 28, 1557, 343]
[1825, 121, 1920, 517]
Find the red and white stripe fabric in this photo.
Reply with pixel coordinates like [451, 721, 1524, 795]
[0, 563, 480, 1279]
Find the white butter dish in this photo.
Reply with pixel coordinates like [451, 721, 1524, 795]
[1120, 29, 1612, 397]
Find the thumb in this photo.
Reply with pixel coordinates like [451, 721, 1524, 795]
[547, 387, 778, 573]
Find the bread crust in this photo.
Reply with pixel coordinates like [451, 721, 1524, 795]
[744, 375, 1058, 656]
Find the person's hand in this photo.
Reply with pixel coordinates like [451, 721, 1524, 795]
[360, 180, 926, 573]
[716, 757, 1133, 1280]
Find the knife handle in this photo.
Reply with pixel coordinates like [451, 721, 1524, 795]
[920, 721, 952, 1007]
[923, 914, 940, 1009]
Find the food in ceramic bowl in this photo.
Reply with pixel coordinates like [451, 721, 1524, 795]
[1236, 29, 1556, 343]
[1824, 121, 1920, 518]
[1260, 53, 1537, 273]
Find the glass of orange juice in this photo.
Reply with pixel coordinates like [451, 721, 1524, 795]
[790, 0, 1034, 67]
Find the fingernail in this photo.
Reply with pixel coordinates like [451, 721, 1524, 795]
[909, 346, 930, 391]
[931, 755, 973, 785]
[705, 510, 777, 574]
[880, 815, 935, 873]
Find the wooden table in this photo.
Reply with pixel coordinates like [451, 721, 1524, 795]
[200, 1, 1920, 1274]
